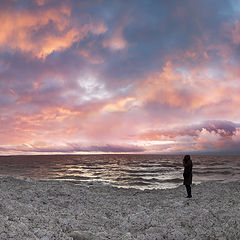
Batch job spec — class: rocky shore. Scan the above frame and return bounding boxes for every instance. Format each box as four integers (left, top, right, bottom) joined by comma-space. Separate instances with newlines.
0, 177, 239, 239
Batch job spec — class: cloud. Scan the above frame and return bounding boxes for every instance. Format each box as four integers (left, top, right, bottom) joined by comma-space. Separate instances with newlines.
231, 20, 240, 45
134, 61, 207, 110
102, 97, 137, 112
0, 3, 107, 58
67, 143, 145, 153
0, 143, 145, 154
137, 120, 240, 153
35, 0, 48, 6
103, 26, 127, 51
139, 120, 240, 140
132, 61, 224, 114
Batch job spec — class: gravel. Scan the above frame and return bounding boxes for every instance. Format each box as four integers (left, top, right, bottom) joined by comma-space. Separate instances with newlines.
0, 177, 239, 239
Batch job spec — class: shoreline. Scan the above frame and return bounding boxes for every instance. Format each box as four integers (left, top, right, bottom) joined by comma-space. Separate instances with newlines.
0, 177, 239, 239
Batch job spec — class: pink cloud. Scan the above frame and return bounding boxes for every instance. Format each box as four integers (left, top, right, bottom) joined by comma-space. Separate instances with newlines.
103, 26, 127, 51
232, 20, 240, 45
136, 120, 240, 153
0, 4, 107, 58
0, 142, 145, 154
133, 61, 219, 111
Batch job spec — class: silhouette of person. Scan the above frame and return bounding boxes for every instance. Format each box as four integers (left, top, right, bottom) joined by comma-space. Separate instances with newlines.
183, 155, 193, 198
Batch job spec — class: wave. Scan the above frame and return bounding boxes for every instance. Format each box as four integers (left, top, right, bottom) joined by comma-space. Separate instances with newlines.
121, 168, 169, 174
114, 176, 183, 184
194, 170, 233, 175
50, 175, 97, 181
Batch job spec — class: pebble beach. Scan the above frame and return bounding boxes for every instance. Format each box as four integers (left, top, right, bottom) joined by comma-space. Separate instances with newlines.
0, 177, 239, 240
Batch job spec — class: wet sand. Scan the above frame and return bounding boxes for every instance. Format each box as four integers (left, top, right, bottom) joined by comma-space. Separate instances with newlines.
0, 177, 239, 239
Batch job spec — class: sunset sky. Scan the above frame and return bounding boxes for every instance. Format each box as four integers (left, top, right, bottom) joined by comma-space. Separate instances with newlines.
1, 0, 240, 155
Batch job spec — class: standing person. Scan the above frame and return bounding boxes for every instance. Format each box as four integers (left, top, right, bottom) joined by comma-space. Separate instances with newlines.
183, 155, 193, 198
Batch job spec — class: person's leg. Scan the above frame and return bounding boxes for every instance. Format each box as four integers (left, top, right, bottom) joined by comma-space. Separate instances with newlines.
188, 185, 192, 197
185, 185, 188, 196
186, 185, 192, 197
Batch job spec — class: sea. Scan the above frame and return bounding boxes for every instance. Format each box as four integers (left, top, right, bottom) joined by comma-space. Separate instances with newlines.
0, 154, 239, 190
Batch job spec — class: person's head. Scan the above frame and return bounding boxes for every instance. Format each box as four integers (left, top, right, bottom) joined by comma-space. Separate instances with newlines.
183, 155, 191, 162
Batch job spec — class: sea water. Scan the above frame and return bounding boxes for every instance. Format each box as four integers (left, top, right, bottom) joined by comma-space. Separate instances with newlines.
0, 154, 239, 190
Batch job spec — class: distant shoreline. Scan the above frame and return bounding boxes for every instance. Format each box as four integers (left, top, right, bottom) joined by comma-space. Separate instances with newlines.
1, 153, 240, 157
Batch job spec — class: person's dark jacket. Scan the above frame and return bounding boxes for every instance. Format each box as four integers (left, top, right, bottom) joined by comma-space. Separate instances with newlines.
183, 159, 192, 185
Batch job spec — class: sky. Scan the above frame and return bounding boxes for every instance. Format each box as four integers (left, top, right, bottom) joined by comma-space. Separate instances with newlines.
1, 0, 240, 155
